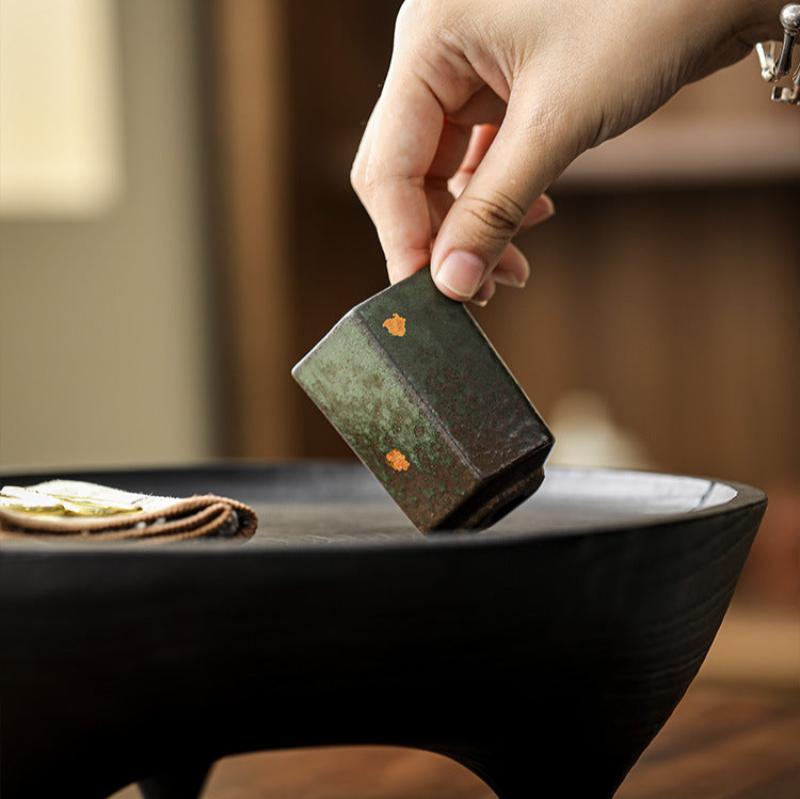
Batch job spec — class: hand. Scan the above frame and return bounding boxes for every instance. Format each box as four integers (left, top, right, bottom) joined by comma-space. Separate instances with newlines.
351, 0, 782, 304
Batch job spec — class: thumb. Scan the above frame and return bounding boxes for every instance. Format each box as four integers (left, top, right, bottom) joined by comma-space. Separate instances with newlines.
431, 94, 574, 301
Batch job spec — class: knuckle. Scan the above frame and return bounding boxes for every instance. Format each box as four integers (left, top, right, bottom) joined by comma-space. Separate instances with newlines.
349, 158, 368, 198
396, 0, 427, 31
349, 162, 362, 192
395, 0, 422, 39
463, 191, 525, 239
351, 165, 407, 203
356, 171, 380, 201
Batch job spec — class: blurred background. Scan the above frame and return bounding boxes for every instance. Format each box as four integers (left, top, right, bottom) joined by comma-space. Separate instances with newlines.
1, 0, 797, 699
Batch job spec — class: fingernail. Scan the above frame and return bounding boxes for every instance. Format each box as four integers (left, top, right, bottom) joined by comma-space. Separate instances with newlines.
434, 250, 485, 299
529, 195, 555, 224
493, 271, 526, 289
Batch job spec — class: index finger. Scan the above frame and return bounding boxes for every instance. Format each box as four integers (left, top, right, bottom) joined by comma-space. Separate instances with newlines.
351, 71, 444, 283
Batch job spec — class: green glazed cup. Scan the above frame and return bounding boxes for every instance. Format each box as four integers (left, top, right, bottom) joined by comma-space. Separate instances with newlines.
292, 269, 553, 531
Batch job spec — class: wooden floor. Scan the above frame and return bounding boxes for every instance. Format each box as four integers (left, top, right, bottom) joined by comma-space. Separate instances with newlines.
114, 683, 800, 799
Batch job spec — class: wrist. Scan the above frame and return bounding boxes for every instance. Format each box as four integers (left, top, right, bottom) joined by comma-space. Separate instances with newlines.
734, 0, 787, 44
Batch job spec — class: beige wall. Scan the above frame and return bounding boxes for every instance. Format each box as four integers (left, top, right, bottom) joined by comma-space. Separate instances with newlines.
0, 0, 215, 470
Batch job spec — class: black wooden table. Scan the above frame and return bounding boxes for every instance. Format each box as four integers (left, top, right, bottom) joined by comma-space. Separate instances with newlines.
0, 462, 766, 798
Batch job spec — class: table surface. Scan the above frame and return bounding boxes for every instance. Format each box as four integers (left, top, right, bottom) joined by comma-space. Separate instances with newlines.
114, 683, 799, 799
1, 463, 760, 549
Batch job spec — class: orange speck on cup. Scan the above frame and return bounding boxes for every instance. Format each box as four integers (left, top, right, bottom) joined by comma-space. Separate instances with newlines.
382, 314, 406, 337
386, 449, 410, 472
